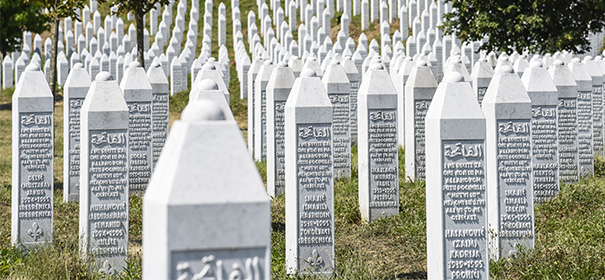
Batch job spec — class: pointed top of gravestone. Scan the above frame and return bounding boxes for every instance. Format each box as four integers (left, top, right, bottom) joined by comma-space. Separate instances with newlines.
277, 61, 288, 68
181, 99, 226, 121
548, 59, 577, 98
202, 63, 216, 70
199, 79, 219, 90
25, 63, 39, 72
569, 57, 592, 91
96, 72, 112, 81
521, 58, 558, 102
74, 63, 84, 69
529, 60, 543, 68
301, 68, 317, 78
426, 71, 485, 139
407, 59, 437, 89
483, 63, 532, 117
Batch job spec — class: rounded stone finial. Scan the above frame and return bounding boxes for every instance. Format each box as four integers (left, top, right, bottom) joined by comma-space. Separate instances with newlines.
264, 60, 273, 65
553, 60, 564, 66
129, 61, 141, 68
301, 68, 317, 77
445, 71, 465, 83
208, 57, 217, 62
415, 60, 428, 67
277, 61, 288, 67
202, 63, 216, 70
330, 60, 341, 65
199, 79, 219, 90
152, 61, 161, 68
571, 57, 581, 63
500, 65, 514, 74
181, 99, 226, 121
74, 63, 84, 69
529, 60, 543, 68
25, 63, 40, 72
370, 63, 384, 70
584, 56, 594, 61
95, 71, 113, 81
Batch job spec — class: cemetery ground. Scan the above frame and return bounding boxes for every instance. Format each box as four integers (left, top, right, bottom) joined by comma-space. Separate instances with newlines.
1, 82, 605, 279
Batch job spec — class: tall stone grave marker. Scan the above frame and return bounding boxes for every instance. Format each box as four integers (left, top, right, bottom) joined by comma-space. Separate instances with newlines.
569, 58, 594, 177
12, 64, 54, 247
471, 57, 494, 105
147, 62, 169, 167
63, 63, 91, 202
583, 57, 604, 155
120, 61, 153, 193
405, 60, 437, 181
254, 61, 274, 161
426, 72, 488, 280
248, 58, 263, 156
267, 62, 296, 197
285, 69, 335, 275
343, 57, 360, 144
483, 66, 535, 260
143, 100, 271, 280
521, 61, 559, 203
358, 63, 399, 222
79, 72, 129, 276
323, 60, 352, 178
549, 60, 579, 184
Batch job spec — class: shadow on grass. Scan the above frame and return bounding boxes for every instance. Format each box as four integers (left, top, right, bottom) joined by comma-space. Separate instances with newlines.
0, 103, 11, 110
271, 222, 285, 233
391, 271, 428, 279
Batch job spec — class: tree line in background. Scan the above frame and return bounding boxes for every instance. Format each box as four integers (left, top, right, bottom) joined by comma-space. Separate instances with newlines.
2, 0, 605, 95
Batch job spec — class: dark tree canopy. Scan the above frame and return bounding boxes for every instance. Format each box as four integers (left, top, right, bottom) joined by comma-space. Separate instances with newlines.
441, 0, 605, 54
0, 0, 48, 55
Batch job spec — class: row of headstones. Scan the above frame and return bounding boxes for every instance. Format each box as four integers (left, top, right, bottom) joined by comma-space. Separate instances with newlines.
11, 60, 172, 273
240, 44, 605, 278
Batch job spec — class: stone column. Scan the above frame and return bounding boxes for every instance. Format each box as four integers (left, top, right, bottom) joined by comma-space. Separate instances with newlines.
267, 62, 296, 197
12, 64, 54, 247
405, 60, 437, 181
79, 72, 129, 275
323, 59, 351, 178
143, 100, 271, 280
426, 72, 488, 280
120, 61, 153, 194
549, 60, 579, 184
147, 61, 170, 167
63, 63, 91, 202
521, 60, 559, 204
569, 58, 594, 177
483, 66, 535, 260
358, 62, 399, 222
285, 69, 335, 276
254, 61, 275, 161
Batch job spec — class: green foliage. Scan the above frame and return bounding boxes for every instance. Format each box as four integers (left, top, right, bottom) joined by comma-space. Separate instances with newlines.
35, 0, 87, 20
0, 1, 48, 55
441, 0, 605, 54
595, 155, 605, 177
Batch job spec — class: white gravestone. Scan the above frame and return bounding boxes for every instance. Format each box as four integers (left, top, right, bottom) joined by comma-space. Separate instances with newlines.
426, 71, 489, 280
79, 72, 129, 276
267, 62, 296, 197
3, 55, 13, 89
358, 63, 399, 222
63, 63, 91, 202
120, 62, 154, 193
549, 60, 579, 184
521, 61, 560, 204
569, 59, 594, 177
254, 61, 275, 161
285, 69, 335, 276
483, 66, 535, 260
405, 60, 437, 181
343, 57, 360, 144
143, 100, 271, 280
189, 79, 235, 121
471, 57, 494, 106
248, 58, 263, 156
323, 60, 351, 178
147, 62, 170, 167
583, 57, 604, 155
12, 64, 54, 247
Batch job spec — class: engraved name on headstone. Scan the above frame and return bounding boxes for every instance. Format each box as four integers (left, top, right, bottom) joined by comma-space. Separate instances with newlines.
323, 59, 351, 178
79, 72, 129, 275
12, 64, 54, 247
63, 63, 91, 202
358, 63, 399, 222
120, 62, 153, 193
285, 69, 335, 275
147, 62, 169, 167
569, 58, 594, 177
426, 72, 489, 280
